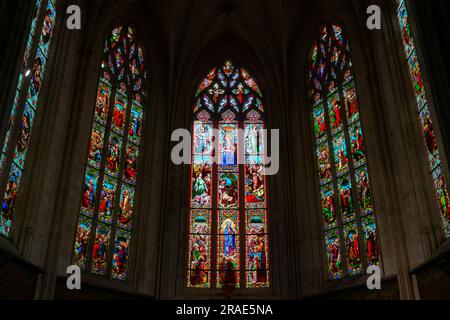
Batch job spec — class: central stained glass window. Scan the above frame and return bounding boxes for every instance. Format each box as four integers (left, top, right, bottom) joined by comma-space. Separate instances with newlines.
187, 61, 270, 289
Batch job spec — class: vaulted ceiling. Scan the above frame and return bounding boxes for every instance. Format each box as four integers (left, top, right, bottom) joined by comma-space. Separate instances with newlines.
80, 0, 370, 74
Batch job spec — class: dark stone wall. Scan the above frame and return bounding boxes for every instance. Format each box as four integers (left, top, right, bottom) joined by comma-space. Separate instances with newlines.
415, 261, 450, 300
54, 278, 152, 300
305, 278, 400, 300
0, 251, 40, 299
412, 241, 450, 299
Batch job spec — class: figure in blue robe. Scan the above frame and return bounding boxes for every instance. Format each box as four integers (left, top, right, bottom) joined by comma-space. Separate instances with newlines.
224, 222, 236, 257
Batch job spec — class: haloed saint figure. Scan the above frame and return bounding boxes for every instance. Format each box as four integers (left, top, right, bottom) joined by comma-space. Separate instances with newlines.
221, 129, 237, 166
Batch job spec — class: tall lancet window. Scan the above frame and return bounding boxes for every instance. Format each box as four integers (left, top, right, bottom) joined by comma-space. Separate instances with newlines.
187, 61, 270, 289
308, 25, 380, 280
72, 25, 146, 281
0, 0, 58, 238
397, 1, 450, 238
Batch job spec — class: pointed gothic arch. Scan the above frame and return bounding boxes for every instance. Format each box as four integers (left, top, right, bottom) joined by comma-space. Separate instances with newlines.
307, 24, 381, 280
187, 60, 271, 289
72, 24, 147, 280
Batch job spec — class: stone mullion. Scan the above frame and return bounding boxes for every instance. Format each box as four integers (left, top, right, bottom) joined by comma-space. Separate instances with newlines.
262, 116, 269, 284
211, 115, 219, 290
126, 83, 146, 287
212, 92, 223, 290
239, 119, 245, 290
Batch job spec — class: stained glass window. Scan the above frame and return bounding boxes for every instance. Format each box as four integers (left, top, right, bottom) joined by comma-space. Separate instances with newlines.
72, 25, 146, 281
0, 0, 57, 238
188, 61, 270, 289
397, 0, 450, 238
308, 25, 380, 280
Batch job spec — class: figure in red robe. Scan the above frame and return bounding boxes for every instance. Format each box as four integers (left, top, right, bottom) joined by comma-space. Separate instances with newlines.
338, 149, 348, 170
107, 143, 119, 171
82, 181, 94, 209
324, 196, 336, 223
125, 152, 137, 181
92, 241, 100, 258
319, 116, 327, 133
113, 107, 125, 129
99, 195, 108, 214
446, 202, 450, 222
333, 101, 341, 127
346, 89, 358, 118
236, 84, 245, 104
423, 117, 437, 155
255, 255, 266, 283
82, 190, 91, 209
